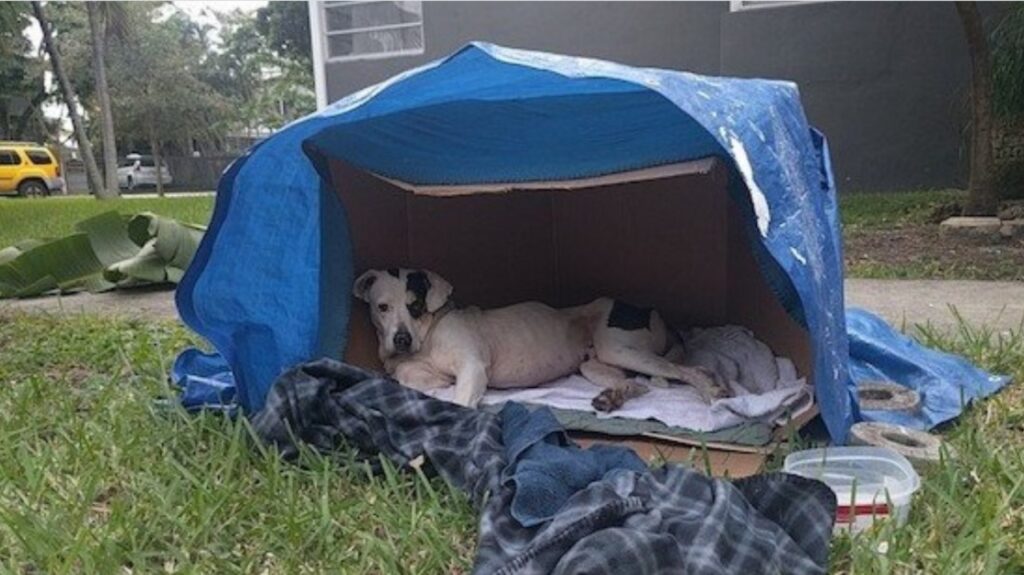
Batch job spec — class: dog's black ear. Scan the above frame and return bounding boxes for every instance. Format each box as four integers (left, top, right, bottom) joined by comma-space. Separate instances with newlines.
353, 270, 378, 301
423, 270, 452, 312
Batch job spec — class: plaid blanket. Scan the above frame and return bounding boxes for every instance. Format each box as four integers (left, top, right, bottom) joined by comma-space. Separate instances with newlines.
251, 359, 836, 574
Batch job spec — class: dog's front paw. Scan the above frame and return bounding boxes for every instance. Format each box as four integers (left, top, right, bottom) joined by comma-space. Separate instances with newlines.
591, 383, 649, 412
592, 388, 625, 412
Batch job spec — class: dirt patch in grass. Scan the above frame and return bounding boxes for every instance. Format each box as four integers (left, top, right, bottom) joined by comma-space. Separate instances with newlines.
839, 189, 1024, 280
844, 225, 1024, 281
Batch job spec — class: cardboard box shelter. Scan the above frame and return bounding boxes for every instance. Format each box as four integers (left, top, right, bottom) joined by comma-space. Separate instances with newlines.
330, 156, 817, 474
336, 158, 811, 381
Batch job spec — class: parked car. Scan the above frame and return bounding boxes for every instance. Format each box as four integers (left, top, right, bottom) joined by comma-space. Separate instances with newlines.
117, 154, 173, 190
0, 141, 64, 196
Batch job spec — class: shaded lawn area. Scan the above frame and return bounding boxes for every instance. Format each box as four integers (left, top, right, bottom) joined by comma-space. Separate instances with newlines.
0, 312, 1022, 572
0, 196, 215, 249
839, 189, 967, 229
840, 190, 1024, 281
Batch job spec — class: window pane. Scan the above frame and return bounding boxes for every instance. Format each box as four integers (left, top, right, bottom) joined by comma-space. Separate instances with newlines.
325, 1, 422, 32
328, 25, 423, 59
0, 151, 20, 165
26, 151, 53, 165
140, 158, 155, 167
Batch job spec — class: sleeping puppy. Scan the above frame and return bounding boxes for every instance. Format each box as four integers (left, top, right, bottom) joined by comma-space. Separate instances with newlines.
353, 268, 726, 410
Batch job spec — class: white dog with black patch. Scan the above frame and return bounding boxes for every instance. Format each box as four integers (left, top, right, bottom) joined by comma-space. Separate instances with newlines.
353, 268, 726, 411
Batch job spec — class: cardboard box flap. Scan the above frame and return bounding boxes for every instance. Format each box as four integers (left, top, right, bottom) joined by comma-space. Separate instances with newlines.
374, 157, 719, 197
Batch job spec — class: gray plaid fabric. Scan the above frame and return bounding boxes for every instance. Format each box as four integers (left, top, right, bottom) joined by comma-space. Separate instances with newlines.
251, 359, 836, 574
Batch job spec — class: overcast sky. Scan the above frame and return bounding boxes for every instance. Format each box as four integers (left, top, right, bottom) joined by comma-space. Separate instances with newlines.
24, 1, 270, 47
175, 1, 269, 44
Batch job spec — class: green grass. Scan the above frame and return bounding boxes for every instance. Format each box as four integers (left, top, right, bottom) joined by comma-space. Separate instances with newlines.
0, 311, 1021, 573
827, 315, 1024, 573
838, 189, 966, 229
839, 189, 1024, 281
0, 196, 215, 249
2, 188, 1021, 569
846, 259, 1024, 282
0, 313, 476, 573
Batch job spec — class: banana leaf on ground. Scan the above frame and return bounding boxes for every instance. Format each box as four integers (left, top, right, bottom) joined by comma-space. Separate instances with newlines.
0, 211, 205, 299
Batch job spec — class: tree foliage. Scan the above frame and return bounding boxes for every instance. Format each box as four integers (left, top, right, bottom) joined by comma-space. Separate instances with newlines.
33, 0, 106, 196
991, 3, 1024, 120
204, 6, 315, 134
0, 3, 50, 142
10, 1, 314, 166
107, 6, 230, 145
255, 1, 312, 67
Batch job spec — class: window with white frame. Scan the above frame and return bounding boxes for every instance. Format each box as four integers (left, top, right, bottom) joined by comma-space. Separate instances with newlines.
322, 1, 424, 62
729, 0, 827, 12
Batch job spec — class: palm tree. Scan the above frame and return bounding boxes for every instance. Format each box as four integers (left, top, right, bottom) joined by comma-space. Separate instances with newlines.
31, 1, 108, 198
956, 1, 997, 216
87, 2, 120, 198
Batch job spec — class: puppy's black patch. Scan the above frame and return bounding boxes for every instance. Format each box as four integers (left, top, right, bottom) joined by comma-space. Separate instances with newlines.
357, 274, 377, 293
607, 299, 652, 331
387, 268, 400, 278
406, 270, 431, 319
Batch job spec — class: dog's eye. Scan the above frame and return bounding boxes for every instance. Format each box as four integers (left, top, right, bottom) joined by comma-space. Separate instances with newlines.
377, 304, 390, 313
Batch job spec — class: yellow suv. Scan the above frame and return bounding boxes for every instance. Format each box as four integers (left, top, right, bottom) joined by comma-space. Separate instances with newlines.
0, 141, 64, 197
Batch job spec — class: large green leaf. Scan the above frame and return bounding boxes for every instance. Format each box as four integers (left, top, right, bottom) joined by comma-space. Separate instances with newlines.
0, 210, 206, 299
104, 240, 172, 284
0, 239, 47, 266
75, 211, 141, 266
128, 212, 205, 271
0, 234, 103, 298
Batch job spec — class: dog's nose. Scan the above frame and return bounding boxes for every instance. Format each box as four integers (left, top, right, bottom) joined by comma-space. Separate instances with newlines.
393, 330, 412, 352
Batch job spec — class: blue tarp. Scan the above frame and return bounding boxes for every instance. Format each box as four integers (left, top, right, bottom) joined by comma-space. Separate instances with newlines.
174, 43, 1007, 443
846, 309, 1007, 429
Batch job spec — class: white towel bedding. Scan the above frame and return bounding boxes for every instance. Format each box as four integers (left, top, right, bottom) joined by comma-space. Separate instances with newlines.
426, 325, 813, 433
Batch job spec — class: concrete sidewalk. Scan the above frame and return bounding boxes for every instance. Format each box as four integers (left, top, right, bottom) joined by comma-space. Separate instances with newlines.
3, 278, 1023, 332
845, 279, 1024, 332
1, 286, 179, 320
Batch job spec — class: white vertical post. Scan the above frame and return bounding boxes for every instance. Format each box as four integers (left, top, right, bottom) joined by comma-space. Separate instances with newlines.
308, 0, 329, 110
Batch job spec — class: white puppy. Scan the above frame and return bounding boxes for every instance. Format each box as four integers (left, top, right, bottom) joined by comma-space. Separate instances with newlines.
353, 268, 725, 410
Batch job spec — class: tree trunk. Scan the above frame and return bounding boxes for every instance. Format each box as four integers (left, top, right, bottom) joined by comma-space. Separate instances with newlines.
87, 2, 120, 198
0, 100, 9, 139
31, 1, 106, 198
151, 137, 164, 197
956, 1, 998, 216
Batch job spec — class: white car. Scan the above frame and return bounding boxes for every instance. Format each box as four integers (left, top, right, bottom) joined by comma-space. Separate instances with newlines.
117, 154, 173, 190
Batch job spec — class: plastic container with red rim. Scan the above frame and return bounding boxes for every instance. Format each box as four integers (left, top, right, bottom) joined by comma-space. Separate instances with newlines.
783, 446, 921, 534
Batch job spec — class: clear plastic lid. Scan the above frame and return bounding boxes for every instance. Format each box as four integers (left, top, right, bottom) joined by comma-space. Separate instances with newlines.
783, 446, 921, 504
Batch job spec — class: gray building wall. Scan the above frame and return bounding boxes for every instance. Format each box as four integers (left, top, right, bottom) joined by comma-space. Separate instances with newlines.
323, 1, 1003, 193
720, 2, 977, 192
324, 1, 727, 94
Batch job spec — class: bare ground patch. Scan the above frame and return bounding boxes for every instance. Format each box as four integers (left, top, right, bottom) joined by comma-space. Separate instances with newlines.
844, 225, 1024, 281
